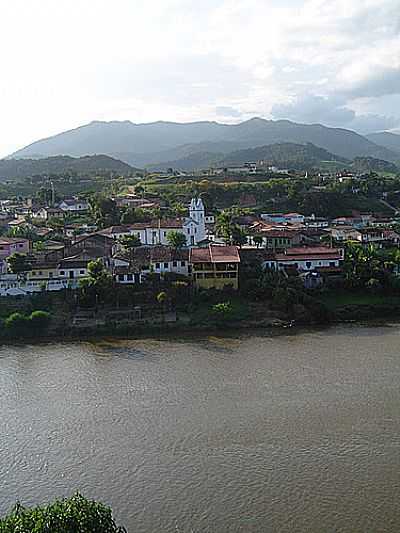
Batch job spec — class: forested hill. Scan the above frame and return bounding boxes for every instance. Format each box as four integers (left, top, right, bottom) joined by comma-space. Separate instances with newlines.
220, 142, 348, 170
10, 117, 397, 164
351, 157, 398, 174
0, 155, 136, 180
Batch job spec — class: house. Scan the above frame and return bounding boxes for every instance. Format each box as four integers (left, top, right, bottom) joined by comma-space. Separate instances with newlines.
358, 228, 400, 246
263, 246, 344, 272
68, 233, 115, 258
57, 253, 92, 283
190, 245, 240, 290
59, 198, 89, 212
332, 216, 363, 228
112, 245, 190, 284
248, 222, 304, 250
304, 215, 330, 228
330, 226, 362, 242
34, 207, 66, 221
261, 212, 305, 225
0, 238, 30, 259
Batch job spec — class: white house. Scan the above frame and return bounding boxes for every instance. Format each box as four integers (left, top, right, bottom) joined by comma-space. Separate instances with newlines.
263, 246, 344, 272
59, 198, 89, 212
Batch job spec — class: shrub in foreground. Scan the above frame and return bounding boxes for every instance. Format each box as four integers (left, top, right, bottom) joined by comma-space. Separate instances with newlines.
0, 493, 126, 532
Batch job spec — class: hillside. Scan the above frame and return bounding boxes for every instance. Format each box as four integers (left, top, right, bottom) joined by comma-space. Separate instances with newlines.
366, 132, 400, 155
351, 157, 398, 174
10, 118, 397, 165
220, 142, 347, 170
0, 155, 135, 180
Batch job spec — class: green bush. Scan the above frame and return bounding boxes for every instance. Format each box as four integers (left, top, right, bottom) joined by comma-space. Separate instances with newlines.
0, 493, 126, 532
212, 301, 234, 321
4, 312, 29, 332
28, 310, 51, 330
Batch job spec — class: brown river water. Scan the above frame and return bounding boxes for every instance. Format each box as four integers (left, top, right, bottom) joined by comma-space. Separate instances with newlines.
0, 325, 399, 532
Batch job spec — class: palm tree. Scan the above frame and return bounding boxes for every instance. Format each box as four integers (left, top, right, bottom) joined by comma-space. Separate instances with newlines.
166, 230, 187, 249
215, 212, 234, 243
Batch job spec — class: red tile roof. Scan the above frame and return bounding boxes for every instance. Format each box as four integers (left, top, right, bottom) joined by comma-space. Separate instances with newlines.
190, 245, 240, 264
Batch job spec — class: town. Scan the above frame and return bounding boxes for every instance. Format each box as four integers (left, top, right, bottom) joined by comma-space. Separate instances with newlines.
1, 163, 400, 337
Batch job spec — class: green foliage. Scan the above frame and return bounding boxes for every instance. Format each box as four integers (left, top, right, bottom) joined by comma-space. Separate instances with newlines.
166, 230, 187, 249
231, 226, 248, 247
6, 225, 39, 241
6, 253, 30, 274
212, 301, 234, 320
118, 234, 142, 249
4, 312, 29, 331
120, 207, 148, 224
89, 194, 119, 228
215, 211, 234, 243
3, 310, 51, 337
28, 310, 51, 330
79, 260, 115, 306
156, 291, 167, 304
0, 493, 126, 532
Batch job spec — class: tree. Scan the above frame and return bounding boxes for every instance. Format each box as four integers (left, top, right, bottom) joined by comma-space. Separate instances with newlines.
212, 301, 234, 321
215, 211, 234, 243
253, 235, 263, 248
89, 195, 119, 228
28, 310, 51, 331
118, 234, 142, 249
0, 493, 126, 532
166, 230, 187, 249
5, 312, 29, 332
79, 260, 115, 306
231, 226, 248, 248
6, 253, 30, 275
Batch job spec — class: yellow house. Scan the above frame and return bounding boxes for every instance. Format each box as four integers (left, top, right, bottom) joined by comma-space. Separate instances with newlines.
190, 245, 240, 290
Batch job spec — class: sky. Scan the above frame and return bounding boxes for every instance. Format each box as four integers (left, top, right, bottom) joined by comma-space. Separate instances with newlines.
1, 0, 400, 157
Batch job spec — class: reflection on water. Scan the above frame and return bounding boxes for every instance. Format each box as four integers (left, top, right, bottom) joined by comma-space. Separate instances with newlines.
0, 325, 399, 532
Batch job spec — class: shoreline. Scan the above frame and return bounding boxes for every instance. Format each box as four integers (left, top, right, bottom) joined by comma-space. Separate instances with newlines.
0, 314, 398, 347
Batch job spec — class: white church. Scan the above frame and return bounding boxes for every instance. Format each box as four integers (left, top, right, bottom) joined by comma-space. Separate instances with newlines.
99, 197, 207, 247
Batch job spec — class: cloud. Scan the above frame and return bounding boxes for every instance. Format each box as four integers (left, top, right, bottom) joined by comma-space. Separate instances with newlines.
347, 114, 400, 134
215, 106, 243, 118
2, 0, 400, 156
271, 95, 355, 127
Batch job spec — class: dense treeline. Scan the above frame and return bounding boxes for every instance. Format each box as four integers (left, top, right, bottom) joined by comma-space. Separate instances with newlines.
0, 494, 126, 532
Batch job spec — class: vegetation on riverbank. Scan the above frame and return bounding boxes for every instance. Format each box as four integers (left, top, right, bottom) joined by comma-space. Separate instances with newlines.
0, 494, 125, 532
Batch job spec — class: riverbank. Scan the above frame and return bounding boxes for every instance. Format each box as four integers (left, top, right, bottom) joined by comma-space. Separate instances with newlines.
1, 305, 400, 346
1, 290, 400, 345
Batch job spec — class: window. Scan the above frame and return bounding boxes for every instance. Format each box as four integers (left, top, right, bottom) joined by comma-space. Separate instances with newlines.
163, 231, 167, 237
127, 274, 133, 281
80, 270, 85, 275
39, 271, 42, 275
181, 261, 185, 267
164, 262, 168, 269
18, 244, 23, 248
172, 261, 177, 267
329, 261, 336, 267
60, 271, 65, 275
155, 263, 160, 269
118, 274, 124, 281
306, 262, 312, 269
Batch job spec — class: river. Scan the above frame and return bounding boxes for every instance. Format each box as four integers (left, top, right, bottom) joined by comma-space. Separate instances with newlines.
0, 325, 399, 532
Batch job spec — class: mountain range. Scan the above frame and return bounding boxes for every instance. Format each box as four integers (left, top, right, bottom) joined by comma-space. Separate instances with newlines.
0, 155, 135, 180
9, 118, 400, 171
